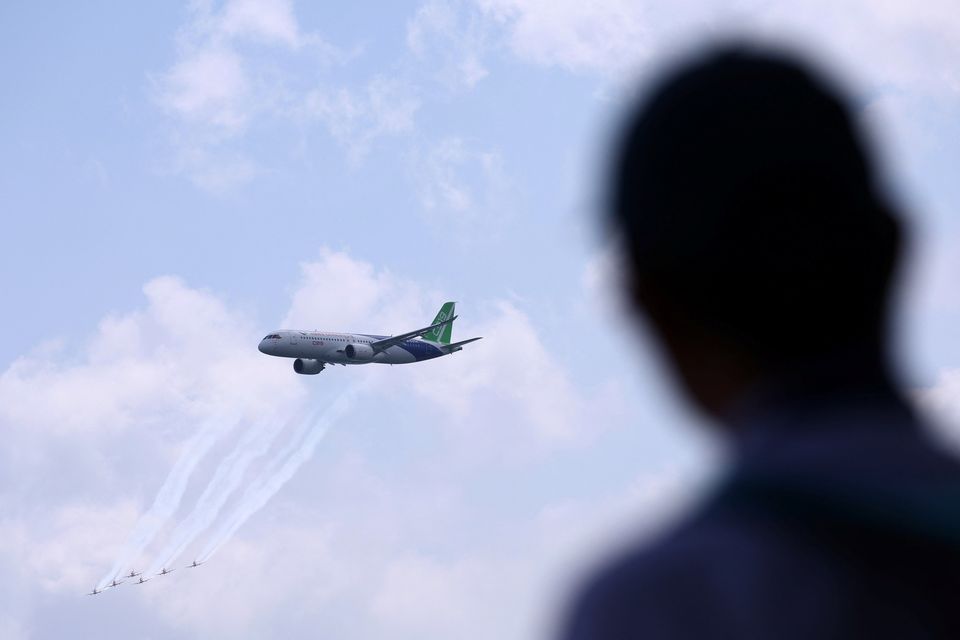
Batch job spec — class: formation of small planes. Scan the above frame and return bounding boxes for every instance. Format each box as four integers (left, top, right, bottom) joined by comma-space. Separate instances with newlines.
86, 561, 204, 595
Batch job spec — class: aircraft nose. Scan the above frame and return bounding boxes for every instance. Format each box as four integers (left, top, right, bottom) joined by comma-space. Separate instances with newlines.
258, 339, 268, 354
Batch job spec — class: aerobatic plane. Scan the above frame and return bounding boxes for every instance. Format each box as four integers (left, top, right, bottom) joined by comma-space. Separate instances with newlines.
106, 579, 124, 588
258, 302, 482, 375
135, 576, 150, 585
123, 570, 141, 579
86, 587, 104, 596
157, 568, 175, 576
186, 560, 204, 569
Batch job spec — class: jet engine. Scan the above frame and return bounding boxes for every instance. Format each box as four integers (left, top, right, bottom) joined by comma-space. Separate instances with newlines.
344, 343, 375, 360
293, 358, 325, 375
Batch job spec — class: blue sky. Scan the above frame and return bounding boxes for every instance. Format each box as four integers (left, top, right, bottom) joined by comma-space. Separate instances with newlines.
3, 1, 960, 638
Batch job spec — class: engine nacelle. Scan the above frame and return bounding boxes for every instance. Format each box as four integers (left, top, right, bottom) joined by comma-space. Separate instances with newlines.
344, 343, 375, 360
293, 358, 325, 375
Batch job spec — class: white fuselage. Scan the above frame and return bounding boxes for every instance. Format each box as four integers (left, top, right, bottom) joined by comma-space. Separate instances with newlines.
258, 330, 447, 366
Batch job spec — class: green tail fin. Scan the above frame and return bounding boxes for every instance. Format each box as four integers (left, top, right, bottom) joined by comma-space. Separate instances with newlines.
424, 302, 455, 344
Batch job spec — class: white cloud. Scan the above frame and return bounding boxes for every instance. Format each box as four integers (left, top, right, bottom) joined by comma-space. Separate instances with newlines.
0, 275, 306, 518
407, 0, 490, 90
154, 0, 344, 191
161, 47, 251, 133
156, 0, 312, 135
148, 526, 341, 637
415, 137, 476, 213
173, 141, 261, 192
475, 0, 960, 92
0, 501, 140, 594
0, 248, 703, 638
301, 76, 421, 163
406, 301, 594, 451
218, 0, 303, 47
285, 249, 603, 453
471, 0, 960, 202
412, 136, 514, 230
0, 615, 29, 640
370, 554, 507, 638
153, 0, 432, 192
477, 0, 653, 75
282, 248, 432, 331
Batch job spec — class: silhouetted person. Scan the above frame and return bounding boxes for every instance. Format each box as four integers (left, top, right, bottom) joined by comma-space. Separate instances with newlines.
561, 44, 960, 639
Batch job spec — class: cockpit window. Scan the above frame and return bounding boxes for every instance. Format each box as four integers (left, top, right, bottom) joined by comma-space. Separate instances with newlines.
264, 334, 281, 340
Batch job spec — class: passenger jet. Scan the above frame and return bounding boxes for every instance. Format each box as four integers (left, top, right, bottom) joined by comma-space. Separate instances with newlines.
258, 302, 481, 375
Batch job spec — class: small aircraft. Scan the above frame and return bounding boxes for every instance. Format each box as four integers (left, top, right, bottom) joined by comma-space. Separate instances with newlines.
86, 587, 104, 596
156, 567, 175, 576
186, 560, 205, 569
135, 576, 150, 585
259, 302, 482, 375
106, 579, 125, 588
123, 570, 142, 579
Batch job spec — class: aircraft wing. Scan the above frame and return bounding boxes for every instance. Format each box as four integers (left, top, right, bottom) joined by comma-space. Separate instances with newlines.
369, 315, 457, 352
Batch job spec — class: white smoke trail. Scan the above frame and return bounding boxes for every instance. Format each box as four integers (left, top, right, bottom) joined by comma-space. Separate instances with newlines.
198, 383, 365, 560
98, 411, 242, 588
146, 410, 300, 574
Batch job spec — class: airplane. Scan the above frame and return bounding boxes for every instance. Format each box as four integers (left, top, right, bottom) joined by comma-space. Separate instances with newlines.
157, 567, 175, 576
123, 570, 141, 579
186, 560, 205, 569
86, 587, 104, 596
106, 579, 124, 588
258, 302, 482, 375
135, 576, 150, 585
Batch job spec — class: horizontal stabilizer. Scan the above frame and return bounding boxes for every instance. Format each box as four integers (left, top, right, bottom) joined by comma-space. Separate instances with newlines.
443, 336, 482, 353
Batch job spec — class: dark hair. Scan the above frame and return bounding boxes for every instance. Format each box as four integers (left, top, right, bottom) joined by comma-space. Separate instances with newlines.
611, 44, 900, 363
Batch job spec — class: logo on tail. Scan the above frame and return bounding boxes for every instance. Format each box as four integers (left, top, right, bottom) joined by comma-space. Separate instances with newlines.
424, 302, 455, 344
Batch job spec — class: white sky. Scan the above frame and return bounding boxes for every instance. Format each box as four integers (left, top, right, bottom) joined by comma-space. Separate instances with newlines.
2, 1, 960, 638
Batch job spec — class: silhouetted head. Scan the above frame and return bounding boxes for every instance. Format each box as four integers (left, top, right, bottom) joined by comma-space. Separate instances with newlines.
611, 44, 902, 420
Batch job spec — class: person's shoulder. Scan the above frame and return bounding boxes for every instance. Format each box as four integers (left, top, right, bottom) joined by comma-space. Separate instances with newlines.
560, 501, 811, 640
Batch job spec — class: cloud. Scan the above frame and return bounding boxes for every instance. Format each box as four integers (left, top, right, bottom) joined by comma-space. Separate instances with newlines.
407, 0, 490, 90
406, 301, 596, 452
153, 0, 432, 192
153, 0, 343, 191
156, 0, 315, 134
218, 0, 304, 47
0, 248, 697, 638
0, 616, 28, 640
470, 0, 960, 204
411, 136, 514, 230
0, 273, 309, 618
370, 554, 506, 637
475, 0, 960, 91
4, 501, 141, 594
282, 248, 432, 331
0, 274, 306, 517
477, 0, 653, 76
300, 76, 421, 164
172, 141, 261, 192
161, 46, 251, 134
283, 249, 604, 453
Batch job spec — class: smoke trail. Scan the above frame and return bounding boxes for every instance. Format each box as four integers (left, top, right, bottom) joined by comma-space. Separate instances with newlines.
98, 411, 242, 588
146, 410, 301, 574
198, 383, 365, 560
